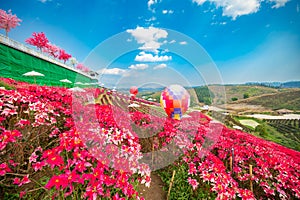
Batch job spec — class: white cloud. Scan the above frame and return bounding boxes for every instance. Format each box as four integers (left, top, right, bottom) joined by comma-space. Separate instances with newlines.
162, 10, 174, 14
148, 0, 158, 12
218, 0, 260, 20
98, 68, 127, 75
154, 63, 167, 70
169, 40, 176, 44
129, 64, 149, 70
192, 0, 206, 5
193, 0, 289, 19
179, 41, 187, 45
145, 16, 157, 22
135, 52, 172, 62
126, 27, 168, 53
268, 0, 289, 9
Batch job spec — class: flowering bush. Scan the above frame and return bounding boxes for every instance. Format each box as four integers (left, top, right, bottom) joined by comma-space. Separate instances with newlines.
0, 78, 148, 199
0, 9, 21, 37
1, 77, 300, 199
26, 32, 72, 63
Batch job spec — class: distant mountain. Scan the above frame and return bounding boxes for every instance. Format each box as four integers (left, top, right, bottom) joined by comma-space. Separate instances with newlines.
280, 81, 300, 88
245, 81, 300, 88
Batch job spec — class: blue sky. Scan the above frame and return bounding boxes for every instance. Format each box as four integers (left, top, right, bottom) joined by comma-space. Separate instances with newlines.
1, 0, 300, 87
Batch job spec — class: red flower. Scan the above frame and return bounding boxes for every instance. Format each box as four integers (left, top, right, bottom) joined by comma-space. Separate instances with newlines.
45, 174, 68, 190
85, 183, 104, 199
45, 154, 64, 169
15, 119, 30, 128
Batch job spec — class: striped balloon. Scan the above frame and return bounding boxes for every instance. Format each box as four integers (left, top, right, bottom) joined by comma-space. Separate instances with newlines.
160, 84, 190, 120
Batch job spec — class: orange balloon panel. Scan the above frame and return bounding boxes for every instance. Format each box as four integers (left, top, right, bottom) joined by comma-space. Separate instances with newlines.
160, 84, 190, 120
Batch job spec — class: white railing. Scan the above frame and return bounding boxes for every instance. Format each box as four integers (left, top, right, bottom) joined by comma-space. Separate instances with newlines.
0, 34, 97, 80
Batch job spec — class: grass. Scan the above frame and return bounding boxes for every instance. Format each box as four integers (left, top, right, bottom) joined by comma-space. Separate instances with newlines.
225, 115, 300, 151
157, 162, 216, 200
233, 116, 262, 130
0, 80, 16, 90
242, 90, 300, 111
209, 85, 279, 104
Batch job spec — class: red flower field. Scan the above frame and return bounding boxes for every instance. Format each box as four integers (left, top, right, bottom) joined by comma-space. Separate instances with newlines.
0, 78, 299, 199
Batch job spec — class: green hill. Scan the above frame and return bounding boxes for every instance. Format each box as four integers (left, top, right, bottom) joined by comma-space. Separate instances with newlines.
236, 89, 300, 111
209, 85, 280, 104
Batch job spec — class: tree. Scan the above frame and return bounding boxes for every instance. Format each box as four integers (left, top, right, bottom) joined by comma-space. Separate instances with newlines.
243, 93, 249, 99
231, 97, 238, 101
255, 124, 268, 137
76, 63, 90, 72
26, 32, 49, 51
43, 43, 59, 58
194, 86, 215, 105
58, 49, 71, 63
0, 9, 22, 37
76, 63, 84, 70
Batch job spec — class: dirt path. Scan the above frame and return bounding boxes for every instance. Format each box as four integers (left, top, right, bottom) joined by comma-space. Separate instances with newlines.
137, 172, 166, 200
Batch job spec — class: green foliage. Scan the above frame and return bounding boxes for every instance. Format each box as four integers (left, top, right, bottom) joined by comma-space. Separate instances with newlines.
194, 86, 214, 105
255, 124, 268, 137
244, 90, 300, 110
253, 121, 300, 151
4, 192, 19, 200
157, 162, 215, 200
243, 93, 249, 99
231, 97, 238, 101
0, 80, 16, 90
222, 114, 299, 151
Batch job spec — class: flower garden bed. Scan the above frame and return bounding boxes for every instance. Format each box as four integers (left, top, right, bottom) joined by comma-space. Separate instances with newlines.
0, 78, 299, 199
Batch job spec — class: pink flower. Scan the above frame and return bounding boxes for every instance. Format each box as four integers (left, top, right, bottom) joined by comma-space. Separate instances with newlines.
85, 183, 104, 199
19, 191, 26, 198
13, 175, 31, 186
45, 175, 68, 190
0, 163, 11, 176
32, 161, 46, 171
188, 162, 197, 175
29, 152, 38, 163
16, 119, 30, 127
13, 177, 21, 185
187, 177, 199, 190
45, 154, 64, 169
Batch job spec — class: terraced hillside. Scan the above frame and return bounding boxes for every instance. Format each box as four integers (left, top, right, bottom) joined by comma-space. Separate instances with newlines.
237, 89, 300, 110
209, 85, 280, 104
265, 119, 300, 143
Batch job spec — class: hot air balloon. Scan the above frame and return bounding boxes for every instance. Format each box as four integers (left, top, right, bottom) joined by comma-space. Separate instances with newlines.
130, 86, 138, 97
160, 84, 190, 120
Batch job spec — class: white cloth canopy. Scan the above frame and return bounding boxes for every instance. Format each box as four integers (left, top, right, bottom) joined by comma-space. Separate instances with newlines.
128, 103, 140, 108
68, 87, 86, 92
60, 79, 72, 83
22, 70, 44, 77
